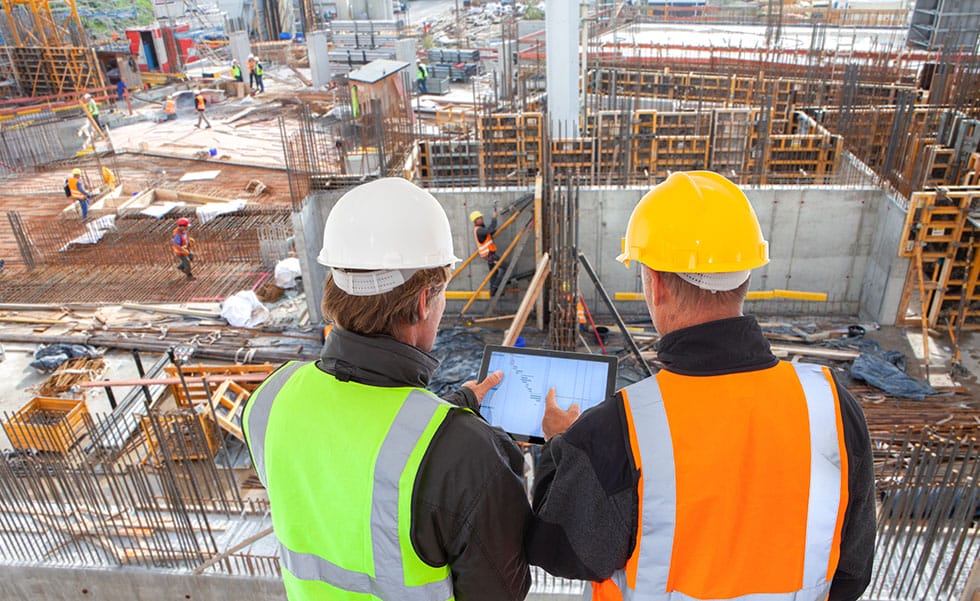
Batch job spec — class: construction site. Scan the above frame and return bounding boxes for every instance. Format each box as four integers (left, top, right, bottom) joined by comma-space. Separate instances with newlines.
0, 0, 978, 599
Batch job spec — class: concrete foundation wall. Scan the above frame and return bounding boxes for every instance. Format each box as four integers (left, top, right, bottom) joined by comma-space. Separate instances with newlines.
300, 183, 908, 326
0, 565, 286, 601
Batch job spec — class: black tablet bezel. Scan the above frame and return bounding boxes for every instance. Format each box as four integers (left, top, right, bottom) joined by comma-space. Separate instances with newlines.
477, 344, 618, 443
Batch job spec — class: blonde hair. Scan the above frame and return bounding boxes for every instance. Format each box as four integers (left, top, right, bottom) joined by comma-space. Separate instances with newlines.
321, 266, 451, 336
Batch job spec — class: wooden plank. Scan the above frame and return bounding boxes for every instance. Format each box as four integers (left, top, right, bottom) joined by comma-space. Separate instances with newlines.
503, 253, 550, 346
534, 175, 544, 331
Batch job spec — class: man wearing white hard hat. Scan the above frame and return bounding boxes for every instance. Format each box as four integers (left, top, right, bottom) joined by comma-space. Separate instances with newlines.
527, 171, 875, 601
83, 92, 102, 131
243, 178, 531, 601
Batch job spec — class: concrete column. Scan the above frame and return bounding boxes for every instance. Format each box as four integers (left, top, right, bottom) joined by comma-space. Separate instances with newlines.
395, 38, 417, 77
308, 30, 332, 87
229, 30, 251, 71
498, 38, 516, 100
366, 0, 394, 20
545, 0, 579, 137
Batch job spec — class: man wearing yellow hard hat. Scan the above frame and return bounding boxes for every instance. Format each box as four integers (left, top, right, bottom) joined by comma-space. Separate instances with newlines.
66, 167, 92, 220
526, 171, 875, 601
470, 207, 505, 296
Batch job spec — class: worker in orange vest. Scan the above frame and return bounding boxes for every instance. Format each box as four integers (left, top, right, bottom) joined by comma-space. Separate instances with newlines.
193, 89, 211, 129
527, 171, 875, 601
247, 54, 258, 90
66, 167, 92, 220
163, 95, 177, 120
470, 208, 505, 296
172, 217, 196, 280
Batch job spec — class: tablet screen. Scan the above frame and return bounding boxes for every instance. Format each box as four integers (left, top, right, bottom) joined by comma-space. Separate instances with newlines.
478, 345, 617, 443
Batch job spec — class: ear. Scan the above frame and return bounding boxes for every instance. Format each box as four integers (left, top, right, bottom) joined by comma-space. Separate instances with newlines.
644, 268, 669, 308
416, 286, 430, 322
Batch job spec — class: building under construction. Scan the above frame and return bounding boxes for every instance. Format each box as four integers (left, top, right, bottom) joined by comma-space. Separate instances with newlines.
0, 0, 978, 600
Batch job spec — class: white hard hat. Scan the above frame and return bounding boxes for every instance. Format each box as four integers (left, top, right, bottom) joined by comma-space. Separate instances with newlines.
84, 93, 92, 99
318, 178, 459, 295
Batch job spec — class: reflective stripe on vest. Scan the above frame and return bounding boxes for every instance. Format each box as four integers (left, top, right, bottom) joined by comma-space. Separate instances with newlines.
244, 362, 454, 600
473, 227, 496, 258
598, 362, 846, 601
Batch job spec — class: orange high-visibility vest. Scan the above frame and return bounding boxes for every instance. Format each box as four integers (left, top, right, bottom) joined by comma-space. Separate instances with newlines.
577, 301, 587, 325
172, 227, 193, 256
593, 361, 849, 601
195, 94, 205, 111
67, 175, 86, 200
164, 98, 176, 114
473, 227, 496, 259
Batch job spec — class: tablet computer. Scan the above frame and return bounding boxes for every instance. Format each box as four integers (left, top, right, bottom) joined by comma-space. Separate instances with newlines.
477, 345, 618, 443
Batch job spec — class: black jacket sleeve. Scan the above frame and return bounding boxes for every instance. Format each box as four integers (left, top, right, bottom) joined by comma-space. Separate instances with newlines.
412, 409, 532, 601
829, 380, 876, 601
525, 395, 638, 580
441, 387, 479, 411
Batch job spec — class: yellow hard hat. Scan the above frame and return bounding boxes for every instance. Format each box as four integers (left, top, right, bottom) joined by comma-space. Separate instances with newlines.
617, 171, 769, 273
469, 210, 483, 223
72, 168, 81, 176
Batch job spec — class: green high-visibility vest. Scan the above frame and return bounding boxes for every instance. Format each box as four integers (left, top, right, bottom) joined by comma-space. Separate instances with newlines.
243, 362, 455, 601
255, 63, 264, 76
232, 65, 242, 78
88, 99, 99, 116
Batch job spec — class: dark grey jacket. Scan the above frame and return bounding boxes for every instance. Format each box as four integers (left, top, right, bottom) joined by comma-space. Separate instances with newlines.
526, 316, 875, 601
255, 327, 532, 601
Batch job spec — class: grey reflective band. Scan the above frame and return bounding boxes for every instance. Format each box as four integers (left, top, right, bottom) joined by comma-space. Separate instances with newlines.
248, 369, 453, 599
624, 378, 675, 596
245, 361, 306, 487
614, 367, 842, 601
792, 363, 841, 590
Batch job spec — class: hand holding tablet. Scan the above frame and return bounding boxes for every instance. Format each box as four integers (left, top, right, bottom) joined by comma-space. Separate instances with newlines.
477, 345, 617, 443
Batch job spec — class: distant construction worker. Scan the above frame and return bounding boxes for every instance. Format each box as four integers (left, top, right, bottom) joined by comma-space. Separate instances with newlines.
171, 217, 195, 280
253, 57, 265, 93
163, 94, 177, 121
470, 208, 504, 296
526, 171, 876, 601
115, 79, 127, 101
66, 167, 91, 220
83, 93, 103, 131
416, 58, 429, 94
247, 54, 258, 89
193, 89, 211, 129
231, 59, 243, 82
243, 178, 531, 601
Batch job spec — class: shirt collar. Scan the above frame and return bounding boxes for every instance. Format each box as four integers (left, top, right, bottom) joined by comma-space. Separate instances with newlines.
318, 326, 439, 388
655, 316, 778, 376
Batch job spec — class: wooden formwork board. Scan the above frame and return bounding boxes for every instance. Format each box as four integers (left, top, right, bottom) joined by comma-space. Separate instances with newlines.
164, 363, 274, 408
140, 410, 220, 464
897, 187, 980, 328
654, 136, 710, 176
209, 380, 250, 441
3, 397, 90, 455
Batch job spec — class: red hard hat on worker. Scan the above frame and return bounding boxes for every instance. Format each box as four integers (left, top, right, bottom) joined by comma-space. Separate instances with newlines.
177, 217, 190, 227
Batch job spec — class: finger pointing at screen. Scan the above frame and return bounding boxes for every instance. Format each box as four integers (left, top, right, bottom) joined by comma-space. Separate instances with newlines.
462, 370, 504, 406
542, 388, 580, 441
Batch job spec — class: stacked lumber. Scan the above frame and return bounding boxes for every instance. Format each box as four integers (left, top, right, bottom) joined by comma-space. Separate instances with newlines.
38, 356, 106, 396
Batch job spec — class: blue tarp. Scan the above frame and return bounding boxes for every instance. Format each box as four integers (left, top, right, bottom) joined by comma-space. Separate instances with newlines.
428, 327, 486, 397
827, 337, 939, 400
30, 343, 100, 373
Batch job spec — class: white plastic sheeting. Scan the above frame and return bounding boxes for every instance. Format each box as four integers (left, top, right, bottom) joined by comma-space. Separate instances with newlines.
220, 290, 270, 328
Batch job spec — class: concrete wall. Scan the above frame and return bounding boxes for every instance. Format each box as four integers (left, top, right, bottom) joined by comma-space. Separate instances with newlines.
859, 190, 911, 326
299, 182, 909, 326
0, 565, 286, 601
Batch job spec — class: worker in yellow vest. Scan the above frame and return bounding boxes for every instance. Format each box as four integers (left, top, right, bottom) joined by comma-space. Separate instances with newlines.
193, 89, 211, 129
470, 208, 505, 296
231, 59, 243, 82
253, 58, 265, 93
243, 178, 531, 601
83, 93, 102, 131
528, 171, 876, 601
